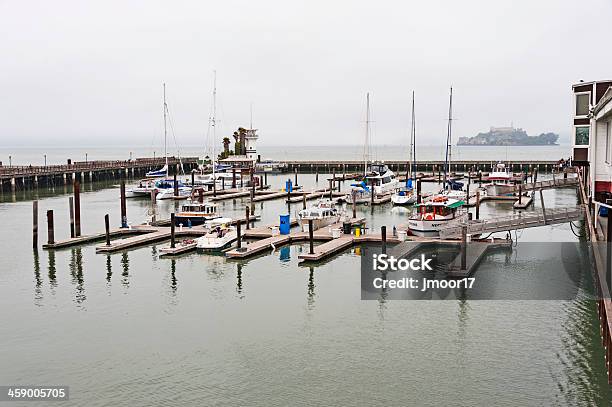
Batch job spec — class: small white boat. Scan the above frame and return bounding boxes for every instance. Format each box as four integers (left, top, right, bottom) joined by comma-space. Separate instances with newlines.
175, 201, 220, 226
484, 162, 516, 197
408, 195, 467, 236
346, 163, 399, 204
125, 179, 157, 198
391, 186, 416, 205
298, 199, 342, 232
196, 218, 237, 251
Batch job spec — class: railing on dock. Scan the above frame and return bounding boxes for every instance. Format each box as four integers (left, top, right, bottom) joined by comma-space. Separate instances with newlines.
438, 206, 585, 239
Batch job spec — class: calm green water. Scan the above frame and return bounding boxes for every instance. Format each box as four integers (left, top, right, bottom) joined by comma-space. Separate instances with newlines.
0, 173, 610, 406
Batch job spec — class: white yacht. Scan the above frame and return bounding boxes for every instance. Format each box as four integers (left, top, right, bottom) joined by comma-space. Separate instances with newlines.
391, 186, 416, 205
298, 199, 342, 232
196, 218, 238, 252
346, 163, 399, 204
484, 162, 515, 197
408, 195, 467, 236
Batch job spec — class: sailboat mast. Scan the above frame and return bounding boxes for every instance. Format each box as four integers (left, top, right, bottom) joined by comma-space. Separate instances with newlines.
444, 87, 453, 190
212, 71, 217, 179
410, 91, 416, 181
364, 92, 370, 176
163, 83, 168, 176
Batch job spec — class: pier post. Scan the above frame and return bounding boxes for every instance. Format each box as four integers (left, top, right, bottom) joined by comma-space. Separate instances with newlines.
518, 184, 522, 205
246, 206, 250, 230
352, 190, 357, 219
263, 172, 267, 187
232, 168, 236, 189
250, 186, 255, 212
173, 171, 178, 197
343, 163, 346, 179
222, 177, 225, 190
416, 180, 421, 204
539, 190, 546, 223
475, 190, 480, 220
308, 220, 314, 254
170, 213, 176, 248
381, 226, 387, 254
150, 189, 157, 223
46, 210, 54, 245
32, 201, 38, 249
191, 171, 195, 189
461, 226, 467, 270
315, 169, 319, 183
370, 178, 375, 205
69, 196, 75, 238
120, 180, 127, 228
329, 179, 333, 200
466, 177, 470, 202
332, 168, 335, 190
105, 214, 110, 246
303, 193, 307, 210
236, 222, 242, 249
74, 181, 81, 237
295, 168, 298, 187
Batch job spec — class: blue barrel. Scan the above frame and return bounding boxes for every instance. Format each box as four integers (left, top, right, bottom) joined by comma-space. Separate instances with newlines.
285, 179, 293, 193
279, 214, 291, 235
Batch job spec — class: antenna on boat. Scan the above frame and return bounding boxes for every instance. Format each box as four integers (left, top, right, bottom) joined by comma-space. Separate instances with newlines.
163, 82, 169, 177
444, 86, 453, 191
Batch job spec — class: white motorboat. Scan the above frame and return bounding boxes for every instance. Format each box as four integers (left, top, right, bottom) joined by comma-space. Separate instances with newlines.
125, 179, 157, 198
346, 163, 399, 204
174, 201, 220, 226
484, 162, 516, 197
196, 218, 237, 251
408, 195, 467, 236
391, 186, 416, 205
298, 199, 342, 232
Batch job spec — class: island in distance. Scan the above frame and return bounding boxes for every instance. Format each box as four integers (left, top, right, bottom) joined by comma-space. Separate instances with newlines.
457, 126, 559, 146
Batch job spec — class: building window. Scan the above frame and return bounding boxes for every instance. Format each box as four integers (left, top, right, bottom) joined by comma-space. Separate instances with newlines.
576, 93, 590, 116
575, 126, 589, 145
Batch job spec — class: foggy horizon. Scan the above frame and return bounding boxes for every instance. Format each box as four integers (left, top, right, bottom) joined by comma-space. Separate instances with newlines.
2, 0, 611, 148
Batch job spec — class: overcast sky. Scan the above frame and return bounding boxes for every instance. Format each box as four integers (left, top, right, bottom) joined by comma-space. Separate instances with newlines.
1, 0, 611, 148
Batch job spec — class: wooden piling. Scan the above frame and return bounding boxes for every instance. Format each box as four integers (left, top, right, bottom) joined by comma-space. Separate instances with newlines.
352, 190, 357, 218
303, 194, 307, 210
173, 171, 178, 197
416, 180, 421, 204
236, 221, 242, 249
170, 213, 176, 248
246, 206, 250, 230
461, 225, 467, 270
475, 190, 480, 220
232, 168, 237, 189
32, 201, 38, 249
315, 169, 319, 182
191, 171, 195, 188
294, 168, 298, 186
308, 219, 314, 254
150, 189, 157, 223
381, 226, 387, 254
518, 184, 522, 205
47, 210, 54, 245
222, 177, 225, 190
120, 179, 127, 227
539, 189, 546, 223
105, 214, 110, 246
74, 181, 81, 237
69, 196, 75, 238
329, 179, 333, 200
370, 178, 375, 205
263, 172, 267, 187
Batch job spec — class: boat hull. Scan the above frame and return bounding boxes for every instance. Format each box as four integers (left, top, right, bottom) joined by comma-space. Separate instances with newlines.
391, 193, 416, 205
299, 216, 340, 232
196, 232, 237, 252
485, 183, 516, 197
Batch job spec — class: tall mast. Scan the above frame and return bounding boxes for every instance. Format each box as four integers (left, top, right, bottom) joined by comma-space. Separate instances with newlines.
211, 71, 217, 178
163, 83, 168, 176
410, 91, 416, 181
444, 86, 453, 191
364, 92, 370, 176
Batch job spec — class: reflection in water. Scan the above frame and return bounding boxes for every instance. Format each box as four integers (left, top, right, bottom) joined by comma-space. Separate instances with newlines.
307, 266, 316, 309
236, 263, 244, 297
106, 255, 112, 283
121, 252, 129, 288
69, 248, 86, 305
170, 259, 177, 295
47, 250, 57, 288
33, 249, 42, 304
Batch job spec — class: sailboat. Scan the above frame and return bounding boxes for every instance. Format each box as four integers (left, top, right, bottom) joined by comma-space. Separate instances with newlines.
146, 83, 170, 178
392, 91, 417, 206
347, 93, 399, 204
441, 87, 466, 201
408, 87, 467, 236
